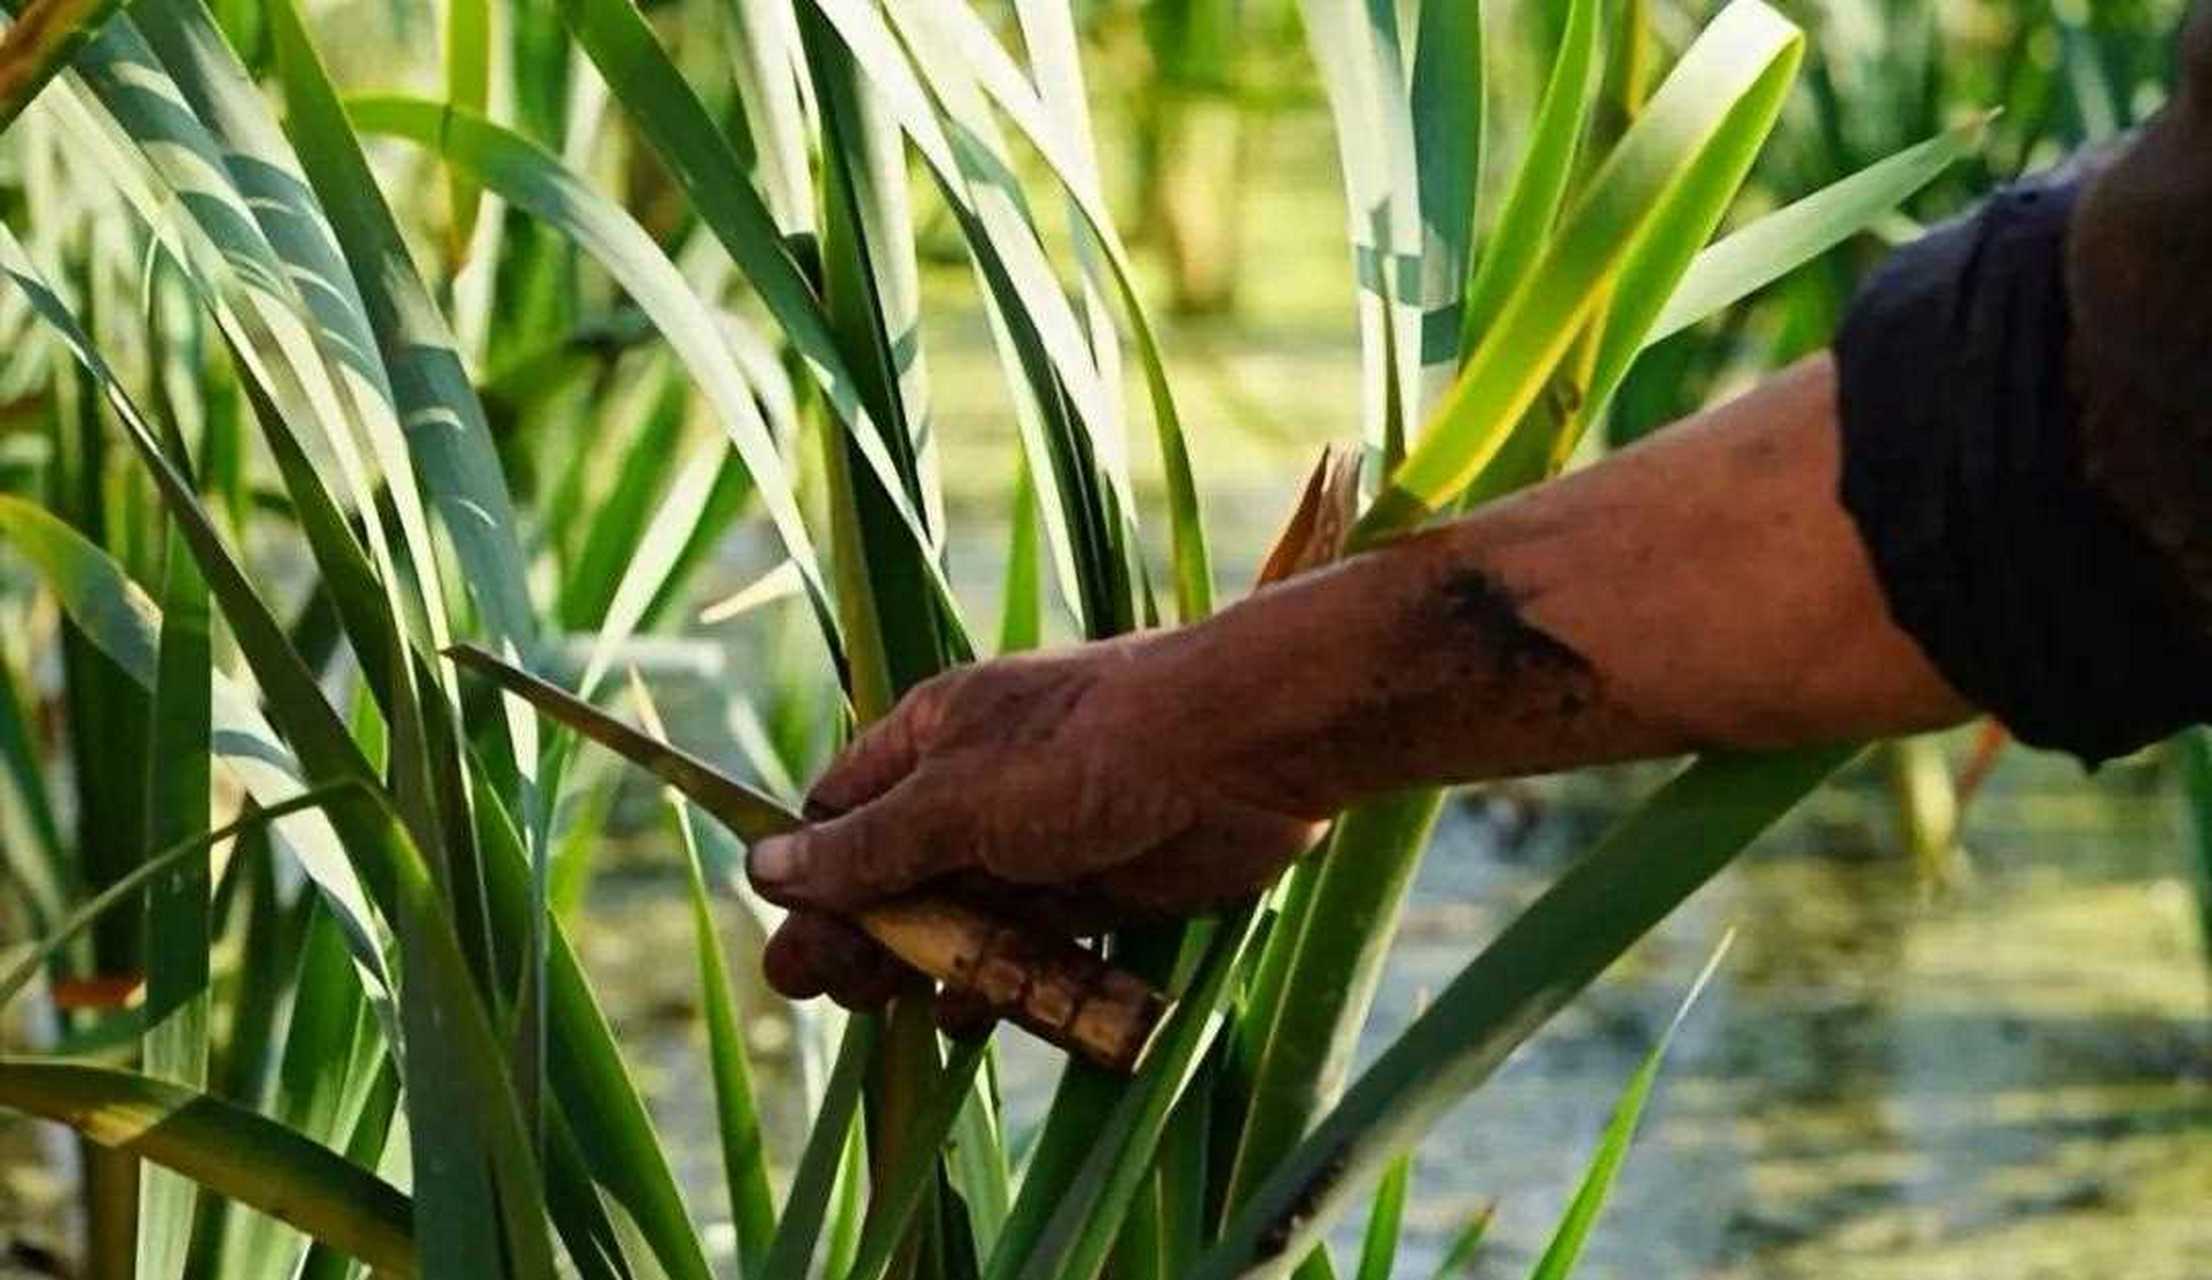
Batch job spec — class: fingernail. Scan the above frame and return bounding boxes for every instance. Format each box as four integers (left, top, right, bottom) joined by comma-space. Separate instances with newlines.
749, 834, 803, 888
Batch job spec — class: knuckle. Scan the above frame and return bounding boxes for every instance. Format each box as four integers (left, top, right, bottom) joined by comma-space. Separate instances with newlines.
873, 780, 958, 879
807, 761, 868, 818
825, 813, 887, 896
901, 670, 966, 742
969, 787, 1056, 881
835, 798, 952, 899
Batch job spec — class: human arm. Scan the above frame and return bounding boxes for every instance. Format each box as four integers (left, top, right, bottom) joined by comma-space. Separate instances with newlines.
752, 2, 2212, 1011
748, 357, 1971, 1007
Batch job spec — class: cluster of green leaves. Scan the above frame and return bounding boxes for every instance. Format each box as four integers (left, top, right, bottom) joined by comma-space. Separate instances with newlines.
1612, 0, 2189, 443
0, 0, 1982, 1275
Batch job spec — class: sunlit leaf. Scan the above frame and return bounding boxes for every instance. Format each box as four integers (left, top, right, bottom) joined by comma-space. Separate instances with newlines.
0, 1060, 413, 1273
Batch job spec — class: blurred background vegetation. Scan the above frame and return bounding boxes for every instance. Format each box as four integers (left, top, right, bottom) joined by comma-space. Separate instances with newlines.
1, 0, 2209, 1276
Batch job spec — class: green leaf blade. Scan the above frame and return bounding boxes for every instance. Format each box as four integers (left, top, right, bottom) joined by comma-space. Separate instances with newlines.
0, 1059, 414, 1273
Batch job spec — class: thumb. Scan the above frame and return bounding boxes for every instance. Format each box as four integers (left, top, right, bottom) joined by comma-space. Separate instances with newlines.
747, 775, 974, 910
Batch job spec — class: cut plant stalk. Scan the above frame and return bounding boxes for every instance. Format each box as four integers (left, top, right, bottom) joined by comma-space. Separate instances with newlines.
447, 643, 1167, 1072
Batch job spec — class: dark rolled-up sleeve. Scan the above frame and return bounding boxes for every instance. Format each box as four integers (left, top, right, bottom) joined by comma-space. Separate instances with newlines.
1834, 172, 2212, 765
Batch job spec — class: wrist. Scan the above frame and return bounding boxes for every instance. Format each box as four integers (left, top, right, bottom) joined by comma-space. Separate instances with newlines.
1132, 544, 1446, 817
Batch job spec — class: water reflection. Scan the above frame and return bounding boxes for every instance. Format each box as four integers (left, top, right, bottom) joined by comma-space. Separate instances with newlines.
1340, 755, 2212, 1278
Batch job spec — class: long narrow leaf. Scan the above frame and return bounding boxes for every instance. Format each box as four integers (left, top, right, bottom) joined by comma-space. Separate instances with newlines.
0, 1059, 412, 1272
1408, 0, 1485, 394
1457, 0, 1597, 355
1294, 0, 1416, 448
1646, 116, 1987, 345
346, 95, 849, 671
1429, 1203, 1495, 1279
763, 1015, 877, 1280
1195, 747, 1850, 1278
1526, 934, 1734, 1280
471, 784, 719, 1280
1226, 790, 1441, 1215
841, 0, 1217, 617
137, 352, 215, 1280
1001, 910, 1261, 1280
1362, 0, 1804, 535
1466, 18, 1806, 500
263, 0, 539, 655
223, 905, 393, 1278
443, 0, 489, 258
807, 0, 1148, 640
0, 653, 65, 930
843, 1040, 989, 1280
632, 673, 777, 1276
128, 0, 459, 660
1353, 1155, 1409, 1280
0, 0, 126, 134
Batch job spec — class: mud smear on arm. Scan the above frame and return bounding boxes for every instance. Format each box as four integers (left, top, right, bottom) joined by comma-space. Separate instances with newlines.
1269, 561, 1611, 803
1435, 567, 1597, 712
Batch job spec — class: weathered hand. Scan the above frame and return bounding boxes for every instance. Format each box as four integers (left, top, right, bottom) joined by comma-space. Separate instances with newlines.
743, 358, 1974, 1019
746, 634, 1329, 1014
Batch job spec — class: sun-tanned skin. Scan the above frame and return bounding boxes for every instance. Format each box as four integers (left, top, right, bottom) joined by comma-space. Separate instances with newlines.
748, 360, 1971, 1010
751, 6, 2212, 1016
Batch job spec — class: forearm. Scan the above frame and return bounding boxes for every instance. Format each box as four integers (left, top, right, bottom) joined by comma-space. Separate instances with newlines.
1143, 357, 1971, 813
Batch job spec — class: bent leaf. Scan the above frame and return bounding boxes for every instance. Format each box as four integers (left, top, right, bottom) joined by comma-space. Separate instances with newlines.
0, 1059, 412, 1273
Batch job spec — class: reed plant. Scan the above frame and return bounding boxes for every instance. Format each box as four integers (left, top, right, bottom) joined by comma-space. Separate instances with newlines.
0, 0, 1985, 1274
